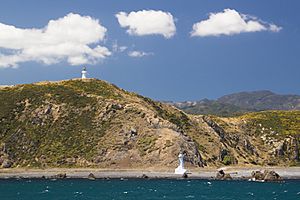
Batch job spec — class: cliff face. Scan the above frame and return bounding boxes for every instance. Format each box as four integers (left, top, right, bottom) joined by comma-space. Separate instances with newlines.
0, 79, 299, 169
199, 111, 300, 167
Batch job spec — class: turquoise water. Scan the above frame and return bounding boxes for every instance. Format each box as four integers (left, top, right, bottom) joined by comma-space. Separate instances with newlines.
0, 179, 300, 200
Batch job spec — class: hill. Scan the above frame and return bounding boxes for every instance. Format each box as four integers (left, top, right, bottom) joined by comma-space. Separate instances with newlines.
171, 99, 252, 116
171, 90, 300, 116
218, 90, 300, 110
0, 79, 299, 169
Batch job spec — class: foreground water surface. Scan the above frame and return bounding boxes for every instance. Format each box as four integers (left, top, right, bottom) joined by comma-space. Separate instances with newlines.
0, 179, 300, 200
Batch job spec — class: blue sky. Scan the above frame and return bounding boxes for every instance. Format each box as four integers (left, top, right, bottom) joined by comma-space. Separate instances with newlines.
0, 0, 299, 101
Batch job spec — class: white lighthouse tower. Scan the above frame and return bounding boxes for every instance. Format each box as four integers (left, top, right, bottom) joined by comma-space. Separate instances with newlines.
81, 66, 87, 79
175, 153, 187, 175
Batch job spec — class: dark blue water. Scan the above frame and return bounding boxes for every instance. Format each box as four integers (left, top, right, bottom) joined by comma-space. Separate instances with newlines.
0, 179, 300, 200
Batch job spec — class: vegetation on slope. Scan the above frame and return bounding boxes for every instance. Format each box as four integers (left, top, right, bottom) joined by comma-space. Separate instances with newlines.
0, 79, 202, 168
204, 111, 300, 166
241, 111, 300, 136
0, 79, 116, 167
0, 79, 299, 169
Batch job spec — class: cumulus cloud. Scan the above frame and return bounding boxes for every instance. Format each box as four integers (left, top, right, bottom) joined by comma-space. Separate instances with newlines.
0, 13, 111, 68
191, 9, 282, 37
128, 50, 153, 58
116, 10, 176, 38
269, 24, 282, 32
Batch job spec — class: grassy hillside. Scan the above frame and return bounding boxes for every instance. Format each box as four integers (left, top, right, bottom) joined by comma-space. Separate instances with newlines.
205, 111, 300, 166
241, 111, 300, 136
0, 79, 299, 169
0, 79, 203, 168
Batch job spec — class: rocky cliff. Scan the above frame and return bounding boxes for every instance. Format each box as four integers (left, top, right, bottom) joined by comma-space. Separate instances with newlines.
0, 79, 299, 169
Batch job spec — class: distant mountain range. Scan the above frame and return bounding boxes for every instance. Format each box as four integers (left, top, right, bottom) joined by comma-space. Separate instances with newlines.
168, 90, 300, 116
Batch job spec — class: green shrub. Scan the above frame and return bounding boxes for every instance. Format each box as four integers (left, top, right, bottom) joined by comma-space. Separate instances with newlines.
222, 155, 233, 165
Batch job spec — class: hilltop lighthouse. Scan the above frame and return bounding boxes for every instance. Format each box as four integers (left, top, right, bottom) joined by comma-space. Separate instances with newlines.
81, 67, 87, 79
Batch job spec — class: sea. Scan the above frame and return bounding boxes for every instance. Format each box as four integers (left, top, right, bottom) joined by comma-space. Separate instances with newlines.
0, 179, 300, 200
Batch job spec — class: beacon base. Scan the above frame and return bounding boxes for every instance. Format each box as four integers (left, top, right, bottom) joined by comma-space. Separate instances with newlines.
175, 166, 187, 175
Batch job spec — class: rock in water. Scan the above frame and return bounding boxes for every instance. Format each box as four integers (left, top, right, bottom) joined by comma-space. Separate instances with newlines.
216, 170, 232, 180
263, 170, 282, 182
51, 173, 67, 179
251, 171, 265, 181
250, 170, 282, 182
88, 173, 96, 180
216, 170, 225, 179
223, 174, 233, 180
182, 172, 188, 178
141, 174, 149, 179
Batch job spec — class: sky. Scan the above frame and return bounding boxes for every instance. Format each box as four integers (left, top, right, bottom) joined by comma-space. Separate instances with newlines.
0, 0, 299, 101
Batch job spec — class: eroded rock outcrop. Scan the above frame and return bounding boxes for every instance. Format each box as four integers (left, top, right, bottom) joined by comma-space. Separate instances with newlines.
203, 116, 225, 141
216, 170, 233, 180
250, 170, 282, 182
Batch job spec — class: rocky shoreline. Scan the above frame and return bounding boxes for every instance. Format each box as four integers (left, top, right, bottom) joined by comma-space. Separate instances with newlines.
0, 167, 300, 180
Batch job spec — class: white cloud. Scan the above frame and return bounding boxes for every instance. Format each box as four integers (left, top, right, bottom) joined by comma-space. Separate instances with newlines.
0, 13, 111, 68
269, 24, 282, 32
116, 10, 176, 38
128, 51, 153, 58
119, 46, 128, 52
191, 9, 282, 37
112, 41, 127, 53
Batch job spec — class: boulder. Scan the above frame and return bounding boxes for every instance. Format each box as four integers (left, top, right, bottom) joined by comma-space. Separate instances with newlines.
141, 174, 149, 179
182, 172, 188, 178
216, 169, 225, 179
1, 160, 13, 168
51, 173, 67, 179
250, 170, 282, 182
215, 170, 232, 180
88, 173, 96, 180
263, 170, 282, 182
251, 171, 264, 181
223, 174, 233, 180
111, 103, 123, 110
130, 128, 138, 137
